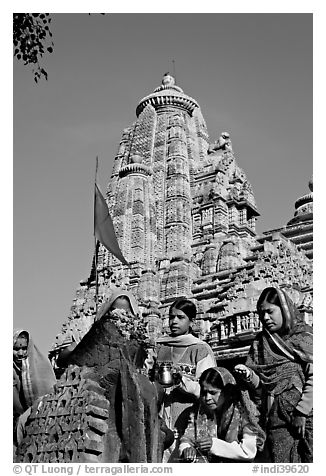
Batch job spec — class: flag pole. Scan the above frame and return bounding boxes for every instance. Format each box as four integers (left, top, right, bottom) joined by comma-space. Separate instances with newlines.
94, 156, 99, 317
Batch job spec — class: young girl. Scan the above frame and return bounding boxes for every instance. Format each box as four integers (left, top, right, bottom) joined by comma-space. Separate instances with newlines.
155, 297, 216, 461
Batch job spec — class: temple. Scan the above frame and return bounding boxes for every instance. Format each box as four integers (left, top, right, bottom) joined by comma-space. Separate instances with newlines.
50, 73, 313, 368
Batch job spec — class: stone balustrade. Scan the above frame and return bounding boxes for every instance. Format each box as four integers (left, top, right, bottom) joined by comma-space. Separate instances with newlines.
208, 311, 262, 346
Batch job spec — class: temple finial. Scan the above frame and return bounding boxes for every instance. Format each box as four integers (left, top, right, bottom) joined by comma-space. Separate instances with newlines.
162, 72, 175, 87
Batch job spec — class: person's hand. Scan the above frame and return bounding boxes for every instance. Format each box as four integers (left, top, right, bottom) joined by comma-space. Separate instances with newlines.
182, 447, 196, 462
292, 414, 306, 438
234, 364, 251, 380
195, 436, 213, 452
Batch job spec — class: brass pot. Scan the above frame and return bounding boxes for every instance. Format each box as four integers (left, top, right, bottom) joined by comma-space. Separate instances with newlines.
157, 363, 173, 387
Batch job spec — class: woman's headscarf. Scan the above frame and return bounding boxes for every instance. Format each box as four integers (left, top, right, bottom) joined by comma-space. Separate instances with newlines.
13, 329, 56, 410
208, 366, 237, 386
94, 288, 140, 322
246, 287, 313, 394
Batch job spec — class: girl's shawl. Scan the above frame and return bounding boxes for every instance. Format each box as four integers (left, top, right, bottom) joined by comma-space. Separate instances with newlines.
156, 333, 205, 348
13, 329, 56, 409
246, 287, 313, 395
95, 287, 140, 322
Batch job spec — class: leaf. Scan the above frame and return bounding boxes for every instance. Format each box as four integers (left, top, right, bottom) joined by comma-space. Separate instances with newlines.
47, 46, 53, 53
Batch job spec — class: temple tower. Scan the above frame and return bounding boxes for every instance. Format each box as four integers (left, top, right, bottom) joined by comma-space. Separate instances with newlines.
50, 74, 312, 366
100, 73, 210, 303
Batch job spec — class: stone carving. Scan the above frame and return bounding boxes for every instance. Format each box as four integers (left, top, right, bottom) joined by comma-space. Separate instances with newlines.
301, 293, 313, 309
202, 245, 218, 275
202, 207, 213, 224
208, 131, 233, 154
17, 320, 164, 463
217, 238, 247, 272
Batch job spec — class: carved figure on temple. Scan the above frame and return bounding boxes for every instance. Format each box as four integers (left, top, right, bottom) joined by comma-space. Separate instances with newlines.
234, 287, 313, 463
217, 238, 246, 272
154, 297, 216, 462
215, 172, 226, 186
242, 180, 253, 198
202, 245, 218, 275
194, 251, 204, 269
178, 367, 265, 462
111, 269, 130, 288
229, 185, 240, 200
241, 314, 250, 331
208, 131, 233, 154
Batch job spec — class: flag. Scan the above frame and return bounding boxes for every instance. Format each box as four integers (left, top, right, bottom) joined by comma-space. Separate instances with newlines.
94, 183, 129, 266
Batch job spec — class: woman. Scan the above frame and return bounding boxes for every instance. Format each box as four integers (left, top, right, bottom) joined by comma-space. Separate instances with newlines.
57, 288, 140, 367
234, 286, 313, 463
179, 366, 265, 462
13, 329, 56, 443
155, 297, 216, 461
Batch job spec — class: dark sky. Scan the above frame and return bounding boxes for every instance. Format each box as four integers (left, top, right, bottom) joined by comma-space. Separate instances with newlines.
13, 12, 313, 354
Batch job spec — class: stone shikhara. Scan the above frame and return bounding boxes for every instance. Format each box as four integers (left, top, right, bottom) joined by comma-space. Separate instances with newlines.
50, 72, 312, 369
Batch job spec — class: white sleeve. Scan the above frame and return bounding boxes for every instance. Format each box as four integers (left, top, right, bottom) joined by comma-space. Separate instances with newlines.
210, 430, 257, 461
179, 440, 192, 455
195, 352, 216, 379
295, 362, 313, 415
179, 377, 201, 397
